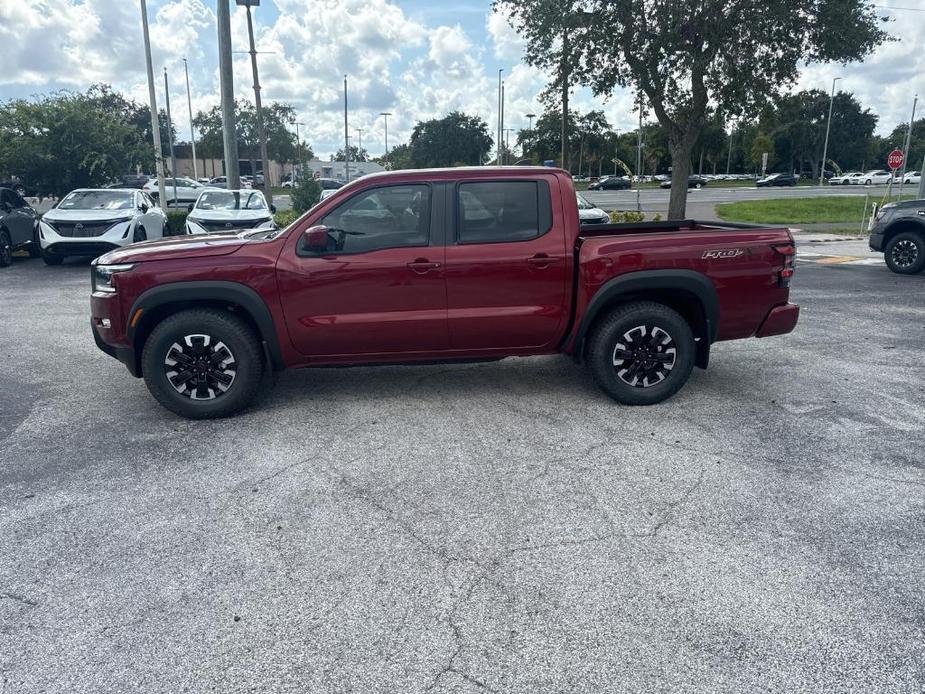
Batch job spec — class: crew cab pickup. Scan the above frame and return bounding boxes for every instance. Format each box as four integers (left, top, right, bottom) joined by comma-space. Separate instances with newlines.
90, 167, 799, 419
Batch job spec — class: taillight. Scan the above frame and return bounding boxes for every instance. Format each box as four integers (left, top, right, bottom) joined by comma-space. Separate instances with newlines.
773, 243, 795, 287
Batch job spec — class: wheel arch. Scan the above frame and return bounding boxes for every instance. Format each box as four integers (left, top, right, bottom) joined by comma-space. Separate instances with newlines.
572, 270, 719, 369
127, 281, 285, 377
883, 218, 925, 246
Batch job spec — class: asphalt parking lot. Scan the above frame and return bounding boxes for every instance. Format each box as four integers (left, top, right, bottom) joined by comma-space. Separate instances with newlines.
1, 251, 924, 692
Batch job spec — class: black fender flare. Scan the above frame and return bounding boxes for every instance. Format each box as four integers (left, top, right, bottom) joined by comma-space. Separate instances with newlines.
884, 217, 925, 242
127, 280, 285, 371
572, 269, 719, 366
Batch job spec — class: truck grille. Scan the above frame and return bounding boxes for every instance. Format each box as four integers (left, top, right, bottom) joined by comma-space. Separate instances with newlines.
48, 220, 122, 238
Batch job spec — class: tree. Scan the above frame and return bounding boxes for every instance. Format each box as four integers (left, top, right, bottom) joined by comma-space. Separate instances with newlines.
374, 142, 413, 170
193, 100, 301, 172
409, 112, 493, 168
334, 144, 369, 162
497, 0, 890, 219
0, 84, 154, 196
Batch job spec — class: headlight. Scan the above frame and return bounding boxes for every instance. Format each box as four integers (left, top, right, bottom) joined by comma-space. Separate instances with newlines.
92, 263, 135, 294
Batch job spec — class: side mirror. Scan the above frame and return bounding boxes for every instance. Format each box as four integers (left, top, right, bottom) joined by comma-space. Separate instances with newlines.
187, 203, 194, 212
303, 225, 330, 252
270, 204, 277, 214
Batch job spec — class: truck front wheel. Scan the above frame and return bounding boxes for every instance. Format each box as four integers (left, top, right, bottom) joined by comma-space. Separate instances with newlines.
588, 301, 695, 406
141, 309, 264, 419
884, 231, 925, 274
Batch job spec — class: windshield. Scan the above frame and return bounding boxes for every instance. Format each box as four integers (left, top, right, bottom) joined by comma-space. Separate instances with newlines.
576, 194, 594, 210
196, 191, 267, 211
59, 190, 134, 210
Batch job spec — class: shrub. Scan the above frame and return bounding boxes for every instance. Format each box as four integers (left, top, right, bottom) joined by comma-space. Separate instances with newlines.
165, 210, 188, 236
290, 169, 322, 213
273, 209, 300, 228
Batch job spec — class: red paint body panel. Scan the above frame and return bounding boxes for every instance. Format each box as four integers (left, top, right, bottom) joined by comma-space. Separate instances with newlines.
90, 166, 798, 373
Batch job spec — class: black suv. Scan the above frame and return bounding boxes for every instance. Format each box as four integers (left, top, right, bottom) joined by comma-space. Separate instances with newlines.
870, 199, 925, 274
0, 187, 40, 267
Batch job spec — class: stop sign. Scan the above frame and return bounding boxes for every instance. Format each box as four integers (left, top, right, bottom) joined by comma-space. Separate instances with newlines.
888, 149, 905, 170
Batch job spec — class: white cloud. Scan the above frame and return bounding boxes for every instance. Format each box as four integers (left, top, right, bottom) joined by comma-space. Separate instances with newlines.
2, 0, 923, 160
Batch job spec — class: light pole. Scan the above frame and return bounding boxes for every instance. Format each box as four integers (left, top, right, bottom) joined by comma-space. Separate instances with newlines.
820, 76, 841, 187
898, 93, 917, 200
526, 113, 536, 162
497, 69, 503, 166
140, 0, 167, 209
237, 0, 272, 201
380, 112, 392, 169
183, 58, 198, 180
504, 128, 515, 163
343, 75, 350, 182
217, 0, 240, 189
163, 68, 178, 204
500, 82, 506, 165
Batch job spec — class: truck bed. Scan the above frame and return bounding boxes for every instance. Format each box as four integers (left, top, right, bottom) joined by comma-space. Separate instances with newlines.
578, 219, 774, 238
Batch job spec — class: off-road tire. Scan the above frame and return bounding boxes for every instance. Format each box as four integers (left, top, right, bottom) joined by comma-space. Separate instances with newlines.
0, 230, 12, 267
588, 301, 696, 406
884, 231, 925, 275
142, 309, 264, 419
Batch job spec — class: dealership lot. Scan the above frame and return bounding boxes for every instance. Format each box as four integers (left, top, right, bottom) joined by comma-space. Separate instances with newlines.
1, 255, 924, 691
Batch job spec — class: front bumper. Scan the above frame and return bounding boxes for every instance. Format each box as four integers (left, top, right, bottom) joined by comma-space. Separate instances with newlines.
40, 219, 134, 256
91, 318, 140, 376
756, 303, 800, 338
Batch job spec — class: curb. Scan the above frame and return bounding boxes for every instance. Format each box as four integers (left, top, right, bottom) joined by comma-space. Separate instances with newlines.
788, 227, 867, 243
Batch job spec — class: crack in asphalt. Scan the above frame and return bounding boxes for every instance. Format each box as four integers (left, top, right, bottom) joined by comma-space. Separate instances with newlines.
0, 592, 37, 607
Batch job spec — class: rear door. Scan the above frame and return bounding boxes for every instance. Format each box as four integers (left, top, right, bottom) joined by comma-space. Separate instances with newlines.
443, 177, 570, 351
276, 182, 449, 357
0, 188, 35, 246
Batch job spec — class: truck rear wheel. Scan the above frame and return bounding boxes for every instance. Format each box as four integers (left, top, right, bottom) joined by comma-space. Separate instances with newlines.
141, 309, 264, 419
884, 231, 925, 274
588, 301, 695, 406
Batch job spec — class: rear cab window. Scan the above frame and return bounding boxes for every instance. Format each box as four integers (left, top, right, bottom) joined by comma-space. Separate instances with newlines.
456, 180, 552, 244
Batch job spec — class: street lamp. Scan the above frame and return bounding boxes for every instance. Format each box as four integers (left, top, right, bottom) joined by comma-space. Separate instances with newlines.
526, 113, 536, 162
820, 76, 841, 187
380, 112, 392, 169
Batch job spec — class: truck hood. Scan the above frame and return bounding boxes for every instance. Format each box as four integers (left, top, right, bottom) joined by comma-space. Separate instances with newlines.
97, 232, 247, 264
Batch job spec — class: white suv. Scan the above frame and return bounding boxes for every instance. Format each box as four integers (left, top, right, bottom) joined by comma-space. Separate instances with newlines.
39, 189, 166, 265
143, 177, 215, 205
185, 189, 276, 234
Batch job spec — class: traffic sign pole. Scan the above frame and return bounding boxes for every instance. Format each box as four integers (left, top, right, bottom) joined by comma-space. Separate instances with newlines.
888, 149, 904, 202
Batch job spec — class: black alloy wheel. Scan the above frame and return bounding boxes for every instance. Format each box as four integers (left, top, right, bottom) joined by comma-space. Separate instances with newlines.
142, 309, 264, 419
588, 301, 695, 406
884, 232, 925, 274
164, 334, 237, 401
611, 324, 677, 388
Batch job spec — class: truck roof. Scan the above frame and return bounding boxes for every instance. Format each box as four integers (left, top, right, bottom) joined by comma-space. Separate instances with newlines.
348, 166, 570, 184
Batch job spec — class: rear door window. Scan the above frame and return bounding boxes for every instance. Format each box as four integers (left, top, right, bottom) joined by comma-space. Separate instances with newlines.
457, 180, 551, 244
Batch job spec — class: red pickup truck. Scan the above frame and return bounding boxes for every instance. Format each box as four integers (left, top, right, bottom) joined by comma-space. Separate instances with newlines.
90, 167, 799, 419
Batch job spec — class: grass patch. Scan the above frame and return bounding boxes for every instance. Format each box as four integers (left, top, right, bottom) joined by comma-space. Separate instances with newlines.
715, 196, 899, 224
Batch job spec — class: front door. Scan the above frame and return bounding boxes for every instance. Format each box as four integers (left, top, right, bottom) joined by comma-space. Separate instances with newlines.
0, 188, 35, 247
443, 178, 570, 351
276, 183, 448, 357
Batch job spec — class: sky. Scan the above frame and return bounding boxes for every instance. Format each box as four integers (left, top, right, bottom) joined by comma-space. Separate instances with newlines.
0, 0, 923, 159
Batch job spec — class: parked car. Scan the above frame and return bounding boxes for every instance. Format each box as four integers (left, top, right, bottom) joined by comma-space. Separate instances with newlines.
869, 199, 925, 274
143, 177, 215, 204
902, 170, 921, 185
588, 175, 631, 191
659, 176, 708, 189
857, 170, 892, 185
829, 172, 857, 185
208, 176, 252, 190
756, 173, 798, 187
89, 166, 799, 418
576, 193, 610, 225
319, 189, 338, 202
39, 188, 166, 265
0, 177, 31, 198
186, 189, 277, 235
112, 173, 150, 189
0, 187, 40, 267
